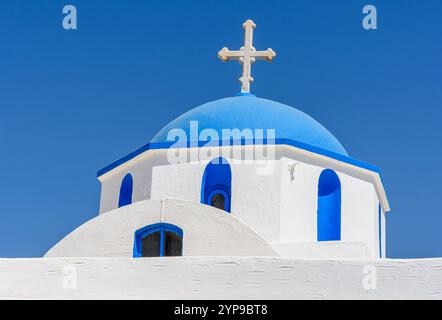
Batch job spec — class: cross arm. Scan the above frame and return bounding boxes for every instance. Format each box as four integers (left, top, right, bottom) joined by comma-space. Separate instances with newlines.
218, 47, 244, 62
251, 48, 276, 61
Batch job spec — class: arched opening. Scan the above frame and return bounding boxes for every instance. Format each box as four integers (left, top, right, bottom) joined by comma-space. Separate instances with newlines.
118, 174, 133, 208
317, 169, 341, 241
201, 157, 232, 213
211, 192, 225, 210
133, 223, 183, 257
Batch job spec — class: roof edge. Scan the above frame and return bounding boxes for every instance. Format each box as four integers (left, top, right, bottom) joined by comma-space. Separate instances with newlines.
97, 138, 390, 212
97, 138, 380, 177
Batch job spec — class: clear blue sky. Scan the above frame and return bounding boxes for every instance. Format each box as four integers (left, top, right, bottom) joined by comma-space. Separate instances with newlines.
0, 0, 441, 258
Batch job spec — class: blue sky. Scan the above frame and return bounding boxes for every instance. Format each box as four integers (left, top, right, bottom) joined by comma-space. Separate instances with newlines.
0, 0, 441, 258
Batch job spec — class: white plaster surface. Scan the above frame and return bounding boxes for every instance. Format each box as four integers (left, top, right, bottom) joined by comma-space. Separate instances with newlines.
340, 171, 379, 257
45, 199, 276, 258
0, 257, 441, 299
98, 145, 390, 214
279, 157, 320, 243
270, 241, 371, 259
97, 144, 388, 259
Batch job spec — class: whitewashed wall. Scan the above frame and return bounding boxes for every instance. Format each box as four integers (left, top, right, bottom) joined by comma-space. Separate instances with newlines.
0, 257, 441, 299
275, 155, 381, 257
270, 241, 371, 259
46, 199, 276, 258
279, 157, 319, 243
97, 145, 386, 258
151, 162, 203, 202
340, 172, 379, 257
231, 159, 281, 241
381, 207, 387, 258
99, 147, 283, 242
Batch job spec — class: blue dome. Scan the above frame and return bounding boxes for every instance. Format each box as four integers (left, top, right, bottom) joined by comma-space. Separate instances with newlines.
151, 95, 348, 156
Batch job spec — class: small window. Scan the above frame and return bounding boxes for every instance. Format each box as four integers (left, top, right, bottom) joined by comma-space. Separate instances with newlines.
211, 193, 225, 210
133, 223, 183, 258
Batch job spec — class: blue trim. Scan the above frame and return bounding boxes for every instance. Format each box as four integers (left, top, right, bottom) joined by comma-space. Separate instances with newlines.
235, 92, 256, 97
201, 157, 232, 213
97, 138, 381, 177
379, 204, 382, 258
133, 223, 183, 258
159, 230, 164, 258
317, 169, 341, 241
118, 173, 133, 208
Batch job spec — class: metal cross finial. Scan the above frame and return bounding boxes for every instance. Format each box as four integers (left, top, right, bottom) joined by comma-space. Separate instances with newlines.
218, 19, 276, 93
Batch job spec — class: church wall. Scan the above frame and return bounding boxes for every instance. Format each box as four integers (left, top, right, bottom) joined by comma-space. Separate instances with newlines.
99, 172, 123, 214
340, 174, 379, 257
99, 147, 283, 243
99, 151, 168, 214
277, 152, 381, 258
270, 241, 371, 259
150, 161, 204, 203
97, 146, 385, 258
46, 199, 276, 258
279, 157, 318, 242
145, 146, 283, 242
149, 158, 282, 242
230, 159, 282, 242
381, 207, 387, 257
2, 257, 442, 299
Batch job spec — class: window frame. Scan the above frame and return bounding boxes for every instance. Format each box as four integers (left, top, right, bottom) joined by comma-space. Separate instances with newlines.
133, 223, 183, 258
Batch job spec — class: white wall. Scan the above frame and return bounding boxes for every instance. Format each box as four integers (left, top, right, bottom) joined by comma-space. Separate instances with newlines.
270, 241, 371, 259
278, 155, 380, 257
99, 151, 161, 214
279, 157, 319, 242
101, 146, 283, 242
1, 257, 441, 299
381, 207, 387, 258
151, 162, 203, 202
340, 174, 379, 257
230, 159, 281, 241
97, 145, 386, 258
46, 199, 277, 258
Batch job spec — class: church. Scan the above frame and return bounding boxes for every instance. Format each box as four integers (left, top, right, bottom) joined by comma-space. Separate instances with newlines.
46, 19, 389, 261
0, 20, 441, 300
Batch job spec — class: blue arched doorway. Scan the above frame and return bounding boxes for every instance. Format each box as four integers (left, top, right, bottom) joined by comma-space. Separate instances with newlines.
118, 174, 133, 208
317, 169, 341, 241
201, 157, 232, 213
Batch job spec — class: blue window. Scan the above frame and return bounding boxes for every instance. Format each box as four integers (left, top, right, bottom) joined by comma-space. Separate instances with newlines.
133, 223, 183, 258
201, 157, 232, 212
317, 169, 341, 241
118, 174, 133, 208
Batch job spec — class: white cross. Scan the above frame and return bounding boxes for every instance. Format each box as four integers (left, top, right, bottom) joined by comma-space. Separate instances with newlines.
218, 19, 276, 93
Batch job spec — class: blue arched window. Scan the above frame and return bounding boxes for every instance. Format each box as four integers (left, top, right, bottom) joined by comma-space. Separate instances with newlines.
118, 174, 133, 208
133, 223, 183, 257
317, 169, 341, 241
201, 157, 232, 213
